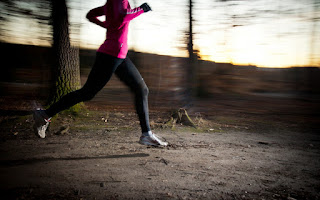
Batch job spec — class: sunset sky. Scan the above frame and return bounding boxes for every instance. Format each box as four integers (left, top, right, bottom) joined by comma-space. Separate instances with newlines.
1, 0, 319, 68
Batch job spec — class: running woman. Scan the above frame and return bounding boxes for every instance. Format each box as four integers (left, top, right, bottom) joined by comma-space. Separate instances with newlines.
33, 0, 168, 147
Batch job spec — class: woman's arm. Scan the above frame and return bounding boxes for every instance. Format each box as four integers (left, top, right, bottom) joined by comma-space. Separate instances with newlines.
86, 6, 107, 28
115, 0, 145, 23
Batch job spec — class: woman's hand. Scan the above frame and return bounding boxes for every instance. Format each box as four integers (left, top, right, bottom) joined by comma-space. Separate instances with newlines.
140, 3, 152, 13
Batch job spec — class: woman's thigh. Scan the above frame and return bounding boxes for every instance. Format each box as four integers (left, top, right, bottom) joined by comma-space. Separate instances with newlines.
82, 52, 124, 93
114, 57, 147, 92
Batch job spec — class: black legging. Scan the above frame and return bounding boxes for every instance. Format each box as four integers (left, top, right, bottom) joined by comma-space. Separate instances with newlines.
46, 52, 151, 133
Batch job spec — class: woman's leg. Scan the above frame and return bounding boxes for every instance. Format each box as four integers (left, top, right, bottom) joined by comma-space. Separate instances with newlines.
46, 53, 124, 117
114, 57, 151, 133
115, 57, 168, 146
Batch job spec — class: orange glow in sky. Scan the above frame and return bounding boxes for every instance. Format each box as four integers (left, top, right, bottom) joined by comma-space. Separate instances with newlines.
79, 0, 320, 68
1, 0, 319, 68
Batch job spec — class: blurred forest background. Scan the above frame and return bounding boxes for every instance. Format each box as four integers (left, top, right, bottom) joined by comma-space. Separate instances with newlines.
0, 0, 319, 127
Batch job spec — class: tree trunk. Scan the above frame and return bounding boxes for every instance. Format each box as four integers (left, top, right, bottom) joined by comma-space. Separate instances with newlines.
49, 0, 81, 106
188, 0, 194, 63
184, 0, 197, 107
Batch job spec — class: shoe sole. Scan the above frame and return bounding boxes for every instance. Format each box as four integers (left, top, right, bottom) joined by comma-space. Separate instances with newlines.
139, 139, 168, 147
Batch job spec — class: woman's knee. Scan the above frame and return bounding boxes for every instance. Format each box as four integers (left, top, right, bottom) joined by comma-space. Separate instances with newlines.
134, 81, 149, 97
140, 82, 149, 97
142, 84, 149, 96
83, 92, 96, 101
76, 87, 97, 102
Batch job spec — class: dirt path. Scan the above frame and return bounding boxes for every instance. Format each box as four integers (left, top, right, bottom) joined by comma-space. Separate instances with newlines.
0, 116, 319, 200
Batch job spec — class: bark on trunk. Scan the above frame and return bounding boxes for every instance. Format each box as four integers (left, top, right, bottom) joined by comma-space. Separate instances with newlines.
49, 0, 81, 105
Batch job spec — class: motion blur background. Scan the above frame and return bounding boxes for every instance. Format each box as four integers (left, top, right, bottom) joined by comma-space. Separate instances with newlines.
1, 0, 320, 67
0, 0, 319, 126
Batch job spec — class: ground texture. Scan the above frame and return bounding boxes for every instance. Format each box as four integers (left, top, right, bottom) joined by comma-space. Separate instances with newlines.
0, 103, 319, 200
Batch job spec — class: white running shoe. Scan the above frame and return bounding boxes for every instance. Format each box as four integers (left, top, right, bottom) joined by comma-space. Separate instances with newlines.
33, 108, 51, 138
139, 133, 168, 147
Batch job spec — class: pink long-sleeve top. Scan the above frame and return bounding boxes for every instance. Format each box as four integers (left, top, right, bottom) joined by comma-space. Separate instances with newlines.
88, 0, 144, 59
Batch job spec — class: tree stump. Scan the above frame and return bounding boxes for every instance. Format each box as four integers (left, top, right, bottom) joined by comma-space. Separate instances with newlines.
167, 108, 196, 129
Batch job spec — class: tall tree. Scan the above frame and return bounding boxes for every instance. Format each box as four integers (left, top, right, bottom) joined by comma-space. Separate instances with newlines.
185, 0, 199, 106
187, 0, 195, 63
49, 0, 81, 107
